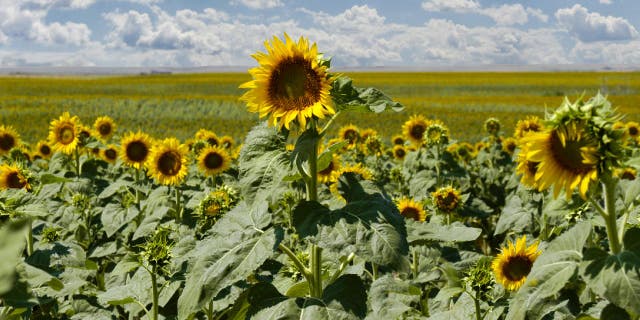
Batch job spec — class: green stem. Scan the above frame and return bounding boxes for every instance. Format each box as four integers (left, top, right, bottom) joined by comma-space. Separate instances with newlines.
26, 220, 33, 257
206, 300, 214, 320
310, 244, 323, 298
307, 120, 319, 202
411, 247, 419, 279
602, 175, 622, 254
318, 111, 341, 138
474, 288, 482, 320
150, 264, 159, 320
176, 188, 183, 222
329, 252, 355, 284
134, 168, 141, 207
74, 147, 80, 178
435, 144, 441, 188
371, 263, 379, 281
278, 243, 311, 280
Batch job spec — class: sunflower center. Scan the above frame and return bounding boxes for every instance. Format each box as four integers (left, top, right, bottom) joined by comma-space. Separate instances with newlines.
7, 172, 26, 189
343, 130, 358, 143
105, 149, 117, 160
0, 134, 16, 151
502, 256, 533, 281
410, 124, 426, 140
526, 161, 539, 176
629, 126, 639, 137
58, 125, 75, 145
40, 145, 51, 155
549, 130, 595, 174
99, 123, 112, 136
401, 207, 421, 221
395, 148, 406, 158
268, 57, 322, 111
126, 141, 149, 162
393, 137, 404, 145
436, 191, 459, 211
204, 152, 224, 169
158, 151, 181, 176
207, 137, 219, 147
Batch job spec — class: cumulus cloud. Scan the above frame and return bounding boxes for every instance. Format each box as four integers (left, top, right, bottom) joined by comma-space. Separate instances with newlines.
555, 4, 638, 42
421, 0, 547, 26
232, 0, 283, 10
599, 0, 612, 4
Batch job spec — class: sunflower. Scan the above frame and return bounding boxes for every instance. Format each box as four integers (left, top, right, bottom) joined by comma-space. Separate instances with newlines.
391, 135, 405, 146
432, 186, 462, 213
392, 145, 407, 161
48, 112, 80, 155
447, 142, 475, 162
102, 145, 118, 164
120, 131, 153, 169
35, 140, 53, 159
338, 124, 360, 147
317, 154, 341, 183
615, 167, 637, 180
396, 198, 426, 222
0, 125, 20, 156
197, 146, 231, 176
521, 121, 599, 199
196, 129, 220, 147
492, 236, 541, 291
362, 135, 384, 156
220, 136, 235, 149
402, 115, 429, 146
0, 163, 30, 190
77, 125, 93, 146
93, 116, 116, 141
360, 128, 378, 143
425, 123, 448, 145
501, 137, 518, 156
514, 116, 543, 139
626, 121, 640, 139
240, 33, 335, 130
484, 117, 501, 136
147, 138, 189, 186
330, 163, 373, 200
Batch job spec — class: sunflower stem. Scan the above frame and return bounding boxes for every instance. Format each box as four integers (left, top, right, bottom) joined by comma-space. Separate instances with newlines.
150, 264, 159, 320
411, 247, 419, 279
474, 288, 482, 320
134, 168, 141, 207
602, 174, 622, 255
26, 219, 33, 257
176, 187, 183, 222
73, 146, 80, 178
310, 244, 323, 298
318, 111, 341, 138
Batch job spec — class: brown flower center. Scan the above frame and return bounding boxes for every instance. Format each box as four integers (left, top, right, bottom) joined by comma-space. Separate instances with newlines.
99, 123, 112, 136
401, 207, 422, 221
58, 125, 76, 145
268, 56, 322, 111
207, 137, 219, 147
126, 141, 149, 162
393, 137, 404, 145
502, 256, 533, 281
526, 161, 539, 176
105, 149, 117, 160
0, 133, 16, 151
204, 152, 224, 170
410, 124, 426, 140
342, 129, 358, 144
549, 130, 595, 174
394, 148, 406, 159
158, 151, 181, 176
629, 126, 639, 137
436, 191, 460, 211
6, 171, 26, 189
40, 144, 51, 156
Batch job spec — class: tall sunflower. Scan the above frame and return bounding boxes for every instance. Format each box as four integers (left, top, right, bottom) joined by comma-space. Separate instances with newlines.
396, 198, 426, 222
48, 112, 80, 155
492, 236, 540, 291
402, 115, 429, 146
120, 131, 153, 169
432, 186, 462, 213
197, 146, 231, 176
102, 145, 118, 164
0, 163, 30, 190
94, 116, 116, 141
521, 121, 599, 199
35, 140, 53, 159
240, 33, 334, 130
392, 145, 407, 161
391, 135, 405, 146
147, 138, 188, 186
0, 125, 20, 156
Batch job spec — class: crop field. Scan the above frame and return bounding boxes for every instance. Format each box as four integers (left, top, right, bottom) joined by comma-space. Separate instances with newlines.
1, 71, 639, 144
2, 60, 640, 320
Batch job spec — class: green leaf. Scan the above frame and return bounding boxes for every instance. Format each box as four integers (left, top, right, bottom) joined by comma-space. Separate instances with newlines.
507, 221, 591, 320
580, 228, 640, 315
495, 193, 536, 235
600, 303, 631, 320
39, 173, 71, 185
291, 128, 319, 178
367, 275, 422, 320
406, 219, 482, 244
292, 194, 409, 271
0, 219, 28, 295
331, 76, 404, 113
101, 203, 139, 237
317, 141, 347, 172
177, 201, 279, 320
322, 274, 367, 319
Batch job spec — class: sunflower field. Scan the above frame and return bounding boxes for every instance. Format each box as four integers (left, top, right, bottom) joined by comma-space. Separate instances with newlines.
1, 34, 640, 320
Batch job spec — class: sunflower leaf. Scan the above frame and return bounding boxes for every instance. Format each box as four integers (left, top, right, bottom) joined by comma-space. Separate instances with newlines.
406, 219, 482, 245
367, 275, 422, 320
331, 76, 404, 113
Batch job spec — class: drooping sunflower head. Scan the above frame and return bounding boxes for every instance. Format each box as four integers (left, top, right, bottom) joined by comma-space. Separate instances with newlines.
48, 112, 80, 155
93, 116, 116, 141
484, 117, 501, 136
0, 125, 20, 155
425, 123, 449, 145
0, 163, 31, 191
395, 198, 427, 222
492, 236, 541, 291
432, 186, 463, 213
338, 124, 360, 147
501, 137, 518, 156
514, 116, 543, 139
317, 154, 341, 184
391, 135, 405, 146
521, 121, 599, 200
392, 145, 407, 161
197, 146, 231, 177
147, 138, 189, 186
120, 131, 153, 169
240, 33, 335, 130
402, 115, 429, 146
102, 145, 118, 164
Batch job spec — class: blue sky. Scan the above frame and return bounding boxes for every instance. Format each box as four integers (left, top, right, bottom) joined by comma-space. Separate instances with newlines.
0, 0, 638, 67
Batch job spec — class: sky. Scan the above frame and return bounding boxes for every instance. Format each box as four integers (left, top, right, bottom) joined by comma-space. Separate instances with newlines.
0, 0, 639, 67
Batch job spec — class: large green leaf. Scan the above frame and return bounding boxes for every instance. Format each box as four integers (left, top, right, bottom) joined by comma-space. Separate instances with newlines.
331, 76, 404, 113
580, 228, 640, 314
406, 219, 482, 244
507, 221, 591, 320
293, 193, 409, 271
366, 275, 422, 320
0, 219, 28, 295
177, 201, 279, 320
100, 203, 139, 237
495, 193, 536, 235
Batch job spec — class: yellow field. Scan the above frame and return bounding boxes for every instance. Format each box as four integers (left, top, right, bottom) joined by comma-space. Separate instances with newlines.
1, 71, 639, 144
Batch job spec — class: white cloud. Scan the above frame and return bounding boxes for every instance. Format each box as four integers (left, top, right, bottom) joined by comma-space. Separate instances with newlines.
421, 0, 547, 26
600, 0, 612, 4
232, 0, 283, 10
555, 4, 638, 42
570, 40, 640, 63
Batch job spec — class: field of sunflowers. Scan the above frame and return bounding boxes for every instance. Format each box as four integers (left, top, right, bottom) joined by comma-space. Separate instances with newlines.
1, 34, 640, 320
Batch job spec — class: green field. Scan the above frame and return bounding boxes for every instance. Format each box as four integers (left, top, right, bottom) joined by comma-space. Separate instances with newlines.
1, 71, 639, 144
